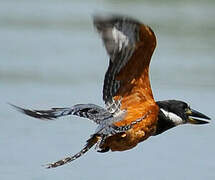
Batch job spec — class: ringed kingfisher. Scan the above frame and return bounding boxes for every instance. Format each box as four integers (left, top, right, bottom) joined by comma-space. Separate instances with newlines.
12, 15, 210, 168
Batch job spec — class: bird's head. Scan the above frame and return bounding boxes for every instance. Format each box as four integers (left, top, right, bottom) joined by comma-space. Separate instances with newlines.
155, 100, 211, 135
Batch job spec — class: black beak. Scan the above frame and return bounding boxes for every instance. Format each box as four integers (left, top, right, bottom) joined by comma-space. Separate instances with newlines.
187, 108, 211, 124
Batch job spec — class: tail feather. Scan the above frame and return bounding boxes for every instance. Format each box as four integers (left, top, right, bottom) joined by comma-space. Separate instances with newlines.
45, 135, 98, 168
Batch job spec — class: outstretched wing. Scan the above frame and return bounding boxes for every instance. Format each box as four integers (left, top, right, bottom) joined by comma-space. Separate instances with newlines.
10, 103, 112, 124
94, 15, 157, 107
94, 15, 158, 126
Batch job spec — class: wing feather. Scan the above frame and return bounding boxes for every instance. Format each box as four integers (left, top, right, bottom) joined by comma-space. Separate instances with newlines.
10, 103, 112, 124
94, 15, 141, 105
94, 15, 157, 110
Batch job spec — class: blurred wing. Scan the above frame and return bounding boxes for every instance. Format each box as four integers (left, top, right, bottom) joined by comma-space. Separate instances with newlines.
94, 15, 157, 108
11, 103, 112, 124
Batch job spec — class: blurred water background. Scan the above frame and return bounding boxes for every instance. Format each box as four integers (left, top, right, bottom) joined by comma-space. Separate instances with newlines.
0, 0, 215, 179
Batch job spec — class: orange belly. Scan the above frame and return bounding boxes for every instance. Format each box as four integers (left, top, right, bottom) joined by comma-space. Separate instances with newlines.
101, 105, 158, 151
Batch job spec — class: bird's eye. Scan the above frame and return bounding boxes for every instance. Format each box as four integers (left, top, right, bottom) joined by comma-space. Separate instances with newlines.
180, 103, 188, 110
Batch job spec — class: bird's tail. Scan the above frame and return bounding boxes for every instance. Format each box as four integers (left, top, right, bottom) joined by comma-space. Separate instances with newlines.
45, 135, 99, 168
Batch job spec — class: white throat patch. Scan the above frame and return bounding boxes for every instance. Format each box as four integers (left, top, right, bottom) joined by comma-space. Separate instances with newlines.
160, 108, 184, 125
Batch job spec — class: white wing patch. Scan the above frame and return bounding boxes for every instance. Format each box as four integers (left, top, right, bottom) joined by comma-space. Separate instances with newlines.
112, 27, 129, 52
160, 109, 184, 125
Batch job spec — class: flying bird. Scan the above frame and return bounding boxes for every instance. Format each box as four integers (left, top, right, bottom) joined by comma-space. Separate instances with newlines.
12, 15, 210, 168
